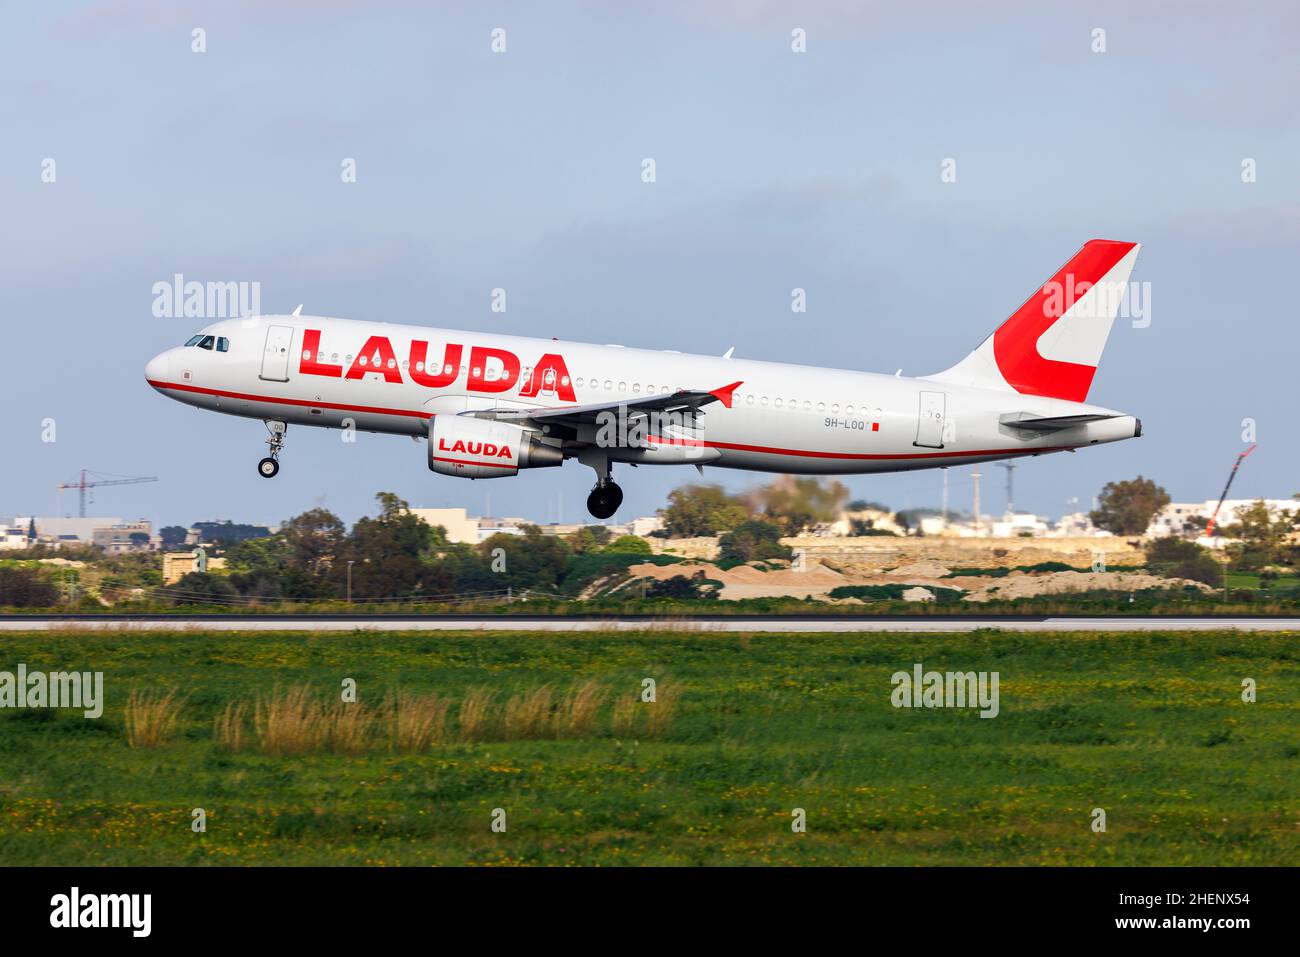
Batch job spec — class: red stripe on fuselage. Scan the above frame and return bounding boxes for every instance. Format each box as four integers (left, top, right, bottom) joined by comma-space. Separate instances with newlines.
152, 380, 1072, 463
431, 455, 517, 469
645, 434, 1071, 460
147, 379, 430, 419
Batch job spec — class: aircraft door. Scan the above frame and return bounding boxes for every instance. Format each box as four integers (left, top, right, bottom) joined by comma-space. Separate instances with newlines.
914, 390, 946, 449
259, 325, 293, 382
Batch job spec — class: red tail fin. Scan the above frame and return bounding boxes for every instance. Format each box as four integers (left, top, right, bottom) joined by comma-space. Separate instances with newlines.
930, 240, 1140, 402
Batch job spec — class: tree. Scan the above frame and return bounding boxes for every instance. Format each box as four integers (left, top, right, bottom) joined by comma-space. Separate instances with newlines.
717, 519, 792, 564
281, 508, 346, 579
604, 534, 651, 554
0, 566, 60, 608
225, 535, 295, 600
646, 571, 717, 600
567, 525, 612, 554
847, 499, 890, 513
192, 521, 272, 545
745, 476, 849, 535
169, 571, 239, 605
159, 525, 189, 548
472, 526, 570, 592
1220, 500, 1296, 571
659, 484, 749, 537
1144, 537, 1221, 586
1089, 476, 1170, 535
342, 493, 450, 599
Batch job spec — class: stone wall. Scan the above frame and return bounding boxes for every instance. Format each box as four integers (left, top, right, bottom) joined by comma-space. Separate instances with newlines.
782, 535, 1144, 570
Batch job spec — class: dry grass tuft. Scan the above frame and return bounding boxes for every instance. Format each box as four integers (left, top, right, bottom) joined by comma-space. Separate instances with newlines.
503, 685, 555, 740
213, 701, 248, 752
646, 684, 679, 739
458, 687, 495, 742
254, 684, 327, 756
389, 691, 450, 752
124, 687, 184, 748
556, 680, 605, 738
324, 699, 377, 755
610, 693, 639, 737
218, 680, 654, 752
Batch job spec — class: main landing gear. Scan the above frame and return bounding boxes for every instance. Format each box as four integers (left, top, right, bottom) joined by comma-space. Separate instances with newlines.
258, 420, 286, 479
586, 479, 623, 520
582, 450, 623, 519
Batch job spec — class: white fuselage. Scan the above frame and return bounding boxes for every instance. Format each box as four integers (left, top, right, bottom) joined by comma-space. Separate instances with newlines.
145, 315, 1139, 476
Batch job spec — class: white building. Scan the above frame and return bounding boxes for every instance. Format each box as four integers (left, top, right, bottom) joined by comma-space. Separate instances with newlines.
12, 516, 123, 545
990, 512, 1050, 538
91, 520, 156, 554
0, 524, 32, 550
1147, 499, 1296, 539
629, 516, 664, 538
408, 507, 481, 545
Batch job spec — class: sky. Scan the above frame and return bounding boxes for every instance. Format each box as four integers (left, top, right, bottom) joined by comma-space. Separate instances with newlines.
2, 1, 1297, 530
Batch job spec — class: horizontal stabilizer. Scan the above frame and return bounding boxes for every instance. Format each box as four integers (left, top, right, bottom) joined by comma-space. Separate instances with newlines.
1000, 412, 1119, 432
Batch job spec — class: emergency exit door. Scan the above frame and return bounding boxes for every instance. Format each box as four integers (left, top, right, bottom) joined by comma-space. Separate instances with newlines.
259, 325, 293, 382
914, 391, 946, 448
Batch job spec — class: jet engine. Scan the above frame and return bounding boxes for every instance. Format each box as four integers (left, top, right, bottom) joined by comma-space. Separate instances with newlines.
428, 414, 563, 479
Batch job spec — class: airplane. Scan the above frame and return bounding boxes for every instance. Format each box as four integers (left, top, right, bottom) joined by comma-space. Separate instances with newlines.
146, 239, 1142, 519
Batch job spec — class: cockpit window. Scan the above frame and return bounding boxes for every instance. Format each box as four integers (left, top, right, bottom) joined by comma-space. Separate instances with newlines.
217, 337, 229, 352
197, 335, 215, 351
185, 334, 203, 347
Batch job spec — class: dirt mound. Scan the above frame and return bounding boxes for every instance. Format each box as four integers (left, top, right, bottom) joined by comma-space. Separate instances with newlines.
884, 560, 951, 579
962, 570, 1212, 602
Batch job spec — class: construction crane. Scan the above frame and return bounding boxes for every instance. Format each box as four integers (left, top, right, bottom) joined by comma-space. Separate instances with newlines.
57, 469, 159, 518
1205, 445, 1257, 538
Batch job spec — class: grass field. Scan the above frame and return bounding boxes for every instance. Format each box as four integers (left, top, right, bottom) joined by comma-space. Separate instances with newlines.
0, 629, 1295, 866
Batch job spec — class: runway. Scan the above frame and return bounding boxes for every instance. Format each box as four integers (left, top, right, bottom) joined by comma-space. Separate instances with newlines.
1, 615, 1297, 633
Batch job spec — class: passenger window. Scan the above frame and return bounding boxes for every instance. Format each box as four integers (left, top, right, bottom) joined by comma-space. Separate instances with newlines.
197, 335, 215, 350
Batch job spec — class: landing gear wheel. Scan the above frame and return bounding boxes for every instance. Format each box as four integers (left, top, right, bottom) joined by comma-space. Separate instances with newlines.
586, 481, 623, 519
260, 420, 287, 479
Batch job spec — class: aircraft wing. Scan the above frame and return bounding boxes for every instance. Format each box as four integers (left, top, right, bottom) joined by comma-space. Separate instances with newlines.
475, 380, 744, 428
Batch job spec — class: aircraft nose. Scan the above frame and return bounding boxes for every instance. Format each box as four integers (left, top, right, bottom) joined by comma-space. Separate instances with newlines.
145, 350, 170, 386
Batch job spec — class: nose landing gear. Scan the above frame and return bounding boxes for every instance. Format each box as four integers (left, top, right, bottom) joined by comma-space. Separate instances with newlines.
258, 420, 286, 478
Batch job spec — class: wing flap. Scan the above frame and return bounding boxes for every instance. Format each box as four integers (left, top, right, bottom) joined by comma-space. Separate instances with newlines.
477, 381, 744, 428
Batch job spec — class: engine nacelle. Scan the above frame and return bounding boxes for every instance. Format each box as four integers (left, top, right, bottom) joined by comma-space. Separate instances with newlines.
428, 414, 563, 479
